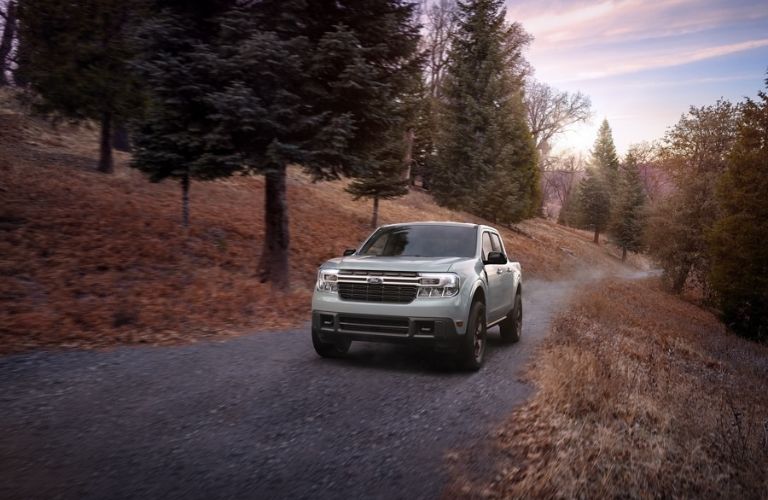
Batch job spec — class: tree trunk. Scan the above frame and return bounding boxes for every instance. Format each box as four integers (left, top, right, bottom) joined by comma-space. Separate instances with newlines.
181, 172, 190, 228
258, 165, 290, 290
621, 247, 627, 261
593, 228, 600, 244
0, 1, 16, 87
112, 122, 131, 152
371, 196, 379, 229
98, 112, 114, 173
403, 128, 414, 184
671, 266, 689, 294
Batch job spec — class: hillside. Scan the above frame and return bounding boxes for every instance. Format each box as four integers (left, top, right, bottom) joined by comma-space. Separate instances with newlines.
448, 277, 768, 497
0, 93, 637, 354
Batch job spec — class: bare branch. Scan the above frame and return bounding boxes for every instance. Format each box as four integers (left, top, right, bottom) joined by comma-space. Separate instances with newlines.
524, 79, 593, 153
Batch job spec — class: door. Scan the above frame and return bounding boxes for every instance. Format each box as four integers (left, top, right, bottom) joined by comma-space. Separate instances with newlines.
482, 231, 505, 322
490, 232, 516, 318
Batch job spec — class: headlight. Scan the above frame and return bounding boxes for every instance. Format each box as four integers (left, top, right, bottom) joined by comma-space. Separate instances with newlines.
316, 269, 339, 293
417, 273, 460, 298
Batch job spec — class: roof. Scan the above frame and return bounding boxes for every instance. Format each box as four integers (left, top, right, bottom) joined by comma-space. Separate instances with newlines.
379, 221, 479, 229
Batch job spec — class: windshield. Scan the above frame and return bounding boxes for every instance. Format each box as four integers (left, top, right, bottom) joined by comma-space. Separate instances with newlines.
359, 225, 477, 258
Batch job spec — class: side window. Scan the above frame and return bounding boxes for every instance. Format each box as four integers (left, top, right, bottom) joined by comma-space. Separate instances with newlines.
482, 232, 493, 261
490, 233, 503, 254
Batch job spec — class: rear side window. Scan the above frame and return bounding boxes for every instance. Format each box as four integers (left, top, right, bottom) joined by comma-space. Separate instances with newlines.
490, 233, 503, 253
482, 232, 493, 261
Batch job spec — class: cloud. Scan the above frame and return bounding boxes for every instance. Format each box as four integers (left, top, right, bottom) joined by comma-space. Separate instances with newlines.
550, 38, 768, 82
509, 0, 768, 49
620, 73, 764, 89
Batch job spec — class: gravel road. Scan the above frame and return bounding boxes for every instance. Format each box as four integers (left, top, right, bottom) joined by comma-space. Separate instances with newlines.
1, 277, 582, 500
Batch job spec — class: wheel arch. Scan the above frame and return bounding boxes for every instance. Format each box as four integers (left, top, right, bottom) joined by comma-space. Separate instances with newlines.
469, 280, 486, 306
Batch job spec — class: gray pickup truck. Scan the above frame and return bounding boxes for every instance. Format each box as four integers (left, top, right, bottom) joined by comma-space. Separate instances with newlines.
311, 222, 523, 370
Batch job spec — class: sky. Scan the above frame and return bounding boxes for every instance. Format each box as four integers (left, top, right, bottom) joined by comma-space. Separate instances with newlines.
505, 0, 768, 155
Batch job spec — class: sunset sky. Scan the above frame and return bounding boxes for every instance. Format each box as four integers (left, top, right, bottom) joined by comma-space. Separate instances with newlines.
506, 0, 768, 155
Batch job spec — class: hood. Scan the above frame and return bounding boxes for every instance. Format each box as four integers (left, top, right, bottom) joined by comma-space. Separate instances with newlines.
329, 255, 471, 273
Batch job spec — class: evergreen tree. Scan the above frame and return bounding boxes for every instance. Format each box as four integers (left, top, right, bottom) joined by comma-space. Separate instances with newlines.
412, 90, 438, 189
197, 0, 420, 289
609, 151, 646, 260
17, 0, 145, 173
645, 101, 738, 294
576, 167, 611, 243
710, 78, 768, 340
592, 118, 620, 188
432, 0, 539, 222
346, 131, 410, 228
131, 2, 236, 228
346, 45, 423, 227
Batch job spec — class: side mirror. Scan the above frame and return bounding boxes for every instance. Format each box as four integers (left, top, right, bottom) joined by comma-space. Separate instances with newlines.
343, 248, 356, 256
485, 251, 507, 265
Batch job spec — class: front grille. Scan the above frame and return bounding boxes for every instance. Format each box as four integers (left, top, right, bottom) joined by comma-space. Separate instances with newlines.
339, 270, 419, 277
338, 283, 417, 304
338, 316, 410, 335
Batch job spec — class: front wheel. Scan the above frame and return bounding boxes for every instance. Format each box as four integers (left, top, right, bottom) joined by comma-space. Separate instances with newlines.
499, 289, 522, 343
458, 301, 487, 371
312, 329, 351, 358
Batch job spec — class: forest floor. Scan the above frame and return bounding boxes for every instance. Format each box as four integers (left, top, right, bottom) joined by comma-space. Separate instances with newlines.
0, 89, 638, 354
447, 277, 768, 498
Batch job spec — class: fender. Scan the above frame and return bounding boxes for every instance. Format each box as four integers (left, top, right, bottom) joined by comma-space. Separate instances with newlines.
468, 278, 487, 305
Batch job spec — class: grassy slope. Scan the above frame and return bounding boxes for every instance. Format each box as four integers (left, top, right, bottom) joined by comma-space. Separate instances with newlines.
0, 92, 631, 353
448, 278, 768, 498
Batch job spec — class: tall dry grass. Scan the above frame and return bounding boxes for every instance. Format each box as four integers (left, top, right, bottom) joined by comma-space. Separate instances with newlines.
449, 279, 768, 498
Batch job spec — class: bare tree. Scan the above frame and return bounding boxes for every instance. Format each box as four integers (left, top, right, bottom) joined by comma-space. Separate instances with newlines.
626, 141, 670, 202
0, 0, 17, 86
541, 152, 585, 217
421, 0, 458, 98
524, 79, 592, 154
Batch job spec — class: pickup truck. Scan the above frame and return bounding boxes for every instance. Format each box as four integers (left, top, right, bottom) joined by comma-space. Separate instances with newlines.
311, 222, 523, 370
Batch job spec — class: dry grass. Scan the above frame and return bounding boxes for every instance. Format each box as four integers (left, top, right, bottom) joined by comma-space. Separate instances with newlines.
1, 89, 632, 353
447, 278, 768, 498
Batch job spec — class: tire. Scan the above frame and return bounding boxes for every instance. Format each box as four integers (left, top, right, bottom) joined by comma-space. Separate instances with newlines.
312, 329, 351, 358
458, 300, 487, 371
499, 288, 522, 343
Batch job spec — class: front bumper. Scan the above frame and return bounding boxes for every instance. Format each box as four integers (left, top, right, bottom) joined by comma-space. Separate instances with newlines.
312, 310, 465, 351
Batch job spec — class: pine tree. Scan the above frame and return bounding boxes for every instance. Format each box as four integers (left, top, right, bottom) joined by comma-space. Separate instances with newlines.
131, 3, 237, 228
16, 0, 146, 173
432, 0, 538, 222
576, 167, 611, 243
346, 45, 423, 227
609, 151, 646, 260
346, 132, 410, 228
709, 77, 768, 340
196, 0, 420, 289
592, 118, 620, 188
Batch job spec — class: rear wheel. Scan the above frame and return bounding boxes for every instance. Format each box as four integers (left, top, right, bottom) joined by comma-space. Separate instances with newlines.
458, 301, 487, 371
499, 288, 522, 343
312, 329, 351, 358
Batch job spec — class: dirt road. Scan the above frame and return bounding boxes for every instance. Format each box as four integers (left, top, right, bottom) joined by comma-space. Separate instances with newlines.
1, 276, 593, 499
